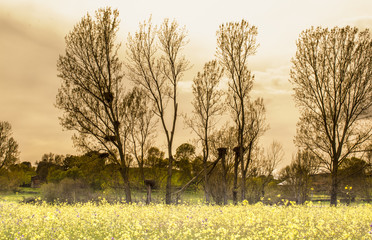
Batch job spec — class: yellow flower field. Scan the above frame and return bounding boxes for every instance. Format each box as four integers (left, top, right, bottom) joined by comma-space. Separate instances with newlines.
0, 200, 371, 239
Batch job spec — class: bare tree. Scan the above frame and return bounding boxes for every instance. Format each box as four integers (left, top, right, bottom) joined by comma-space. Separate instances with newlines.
127, 87, 157, 183
290, 26, 372, 206
279, 150, 320, 204
209, 124, 236, 204
185, 60, 224, 203
263, 141, 284, 177
0, 121, 19, 170
56, 8, 134, 203
244, 141, 282, 201
217, 19, 259, 203
127, 18, 189, 204
240, 98, 268, 200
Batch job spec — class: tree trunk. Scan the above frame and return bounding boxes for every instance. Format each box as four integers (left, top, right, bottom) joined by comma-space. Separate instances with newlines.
146, 184, 152, 205
204, 159, 210, 203
166, 145, 173, 204
117, 142, 132, 203
238, 145, 244, 203
203, 129, 211, 203
139, 161, 145, 184
220, 149, 228, 205
241, 169, 246, 201
330, 161, 338, 206
242, 144, 253, 201
296, 178, 302, 204
233, 147, 239, 205
119, 167, 132, 203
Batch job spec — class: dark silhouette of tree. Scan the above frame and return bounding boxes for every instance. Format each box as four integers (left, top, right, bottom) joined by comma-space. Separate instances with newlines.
290, 26, 372, 206
185, 60, 224, 203
339, 157, 368, 179
36, 154, 63, 183
6, 162, 35, 188
339, 157, 370, 202
175, 143, 195, 161
145, 147, 167, 187
145, 147, 166, 168
174, 143, 196, 184
41, 153, 65, 165
127, 17, 190, 204
56, 8, 134, 203
0, 121, 19, 170
217, 19, 259, 203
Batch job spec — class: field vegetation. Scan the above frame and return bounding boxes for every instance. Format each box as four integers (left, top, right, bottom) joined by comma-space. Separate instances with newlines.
0, 199, 371, 239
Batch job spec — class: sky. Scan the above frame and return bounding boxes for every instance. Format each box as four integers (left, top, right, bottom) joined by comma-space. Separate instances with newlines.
1, 0, 371, 169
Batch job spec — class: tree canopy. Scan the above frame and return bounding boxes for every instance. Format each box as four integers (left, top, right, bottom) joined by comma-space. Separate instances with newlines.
0, 121, 19, 170
290, 26, 372, 205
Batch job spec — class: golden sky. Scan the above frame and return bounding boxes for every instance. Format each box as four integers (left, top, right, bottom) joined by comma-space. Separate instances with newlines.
1, 0, 371, 168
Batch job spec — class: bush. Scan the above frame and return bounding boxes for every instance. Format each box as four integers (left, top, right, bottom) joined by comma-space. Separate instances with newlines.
41, 178, 96, 203
208, 165, 229, 204
0, 169, 22, 191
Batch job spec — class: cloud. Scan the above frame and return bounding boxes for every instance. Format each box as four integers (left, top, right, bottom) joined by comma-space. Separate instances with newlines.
0, 6, 75, 162
178, 80, 193, 93
246, 65, 299, 167
252, 65, 292, 98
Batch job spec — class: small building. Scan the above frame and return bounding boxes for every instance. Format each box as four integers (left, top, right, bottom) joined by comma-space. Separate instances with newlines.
31, 175, 43, 188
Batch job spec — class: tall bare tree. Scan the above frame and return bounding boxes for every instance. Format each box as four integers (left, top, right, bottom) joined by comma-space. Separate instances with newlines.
240, 97, 268, 200
127, 87, 157, 183
127, 18, 189, 204
290, 26, 372, 206
185, 60, 224, 203
0, 121, 19, 170
56, 8, 134, 203
217, 19, 259, 203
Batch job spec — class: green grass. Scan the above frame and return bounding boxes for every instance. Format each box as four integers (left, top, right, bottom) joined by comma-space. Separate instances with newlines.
0, 187, 368, 207
0, 186, 205, 204
101, 188, 205, 204
0, 187, 41, 202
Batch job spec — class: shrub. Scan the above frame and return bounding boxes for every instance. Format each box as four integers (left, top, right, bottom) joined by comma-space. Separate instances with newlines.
208, 165, 229, 204
0, 169, 22, 191
41, 178, 96, 203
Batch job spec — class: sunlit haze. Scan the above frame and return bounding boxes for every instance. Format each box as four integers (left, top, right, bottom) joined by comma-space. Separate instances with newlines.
1, 0, 371, 169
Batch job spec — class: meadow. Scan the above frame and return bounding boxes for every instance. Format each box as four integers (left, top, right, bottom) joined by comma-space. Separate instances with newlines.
0, 199, 371, 239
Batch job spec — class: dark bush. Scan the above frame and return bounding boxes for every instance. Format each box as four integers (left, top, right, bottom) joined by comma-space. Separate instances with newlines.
41, 178, 97, 203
